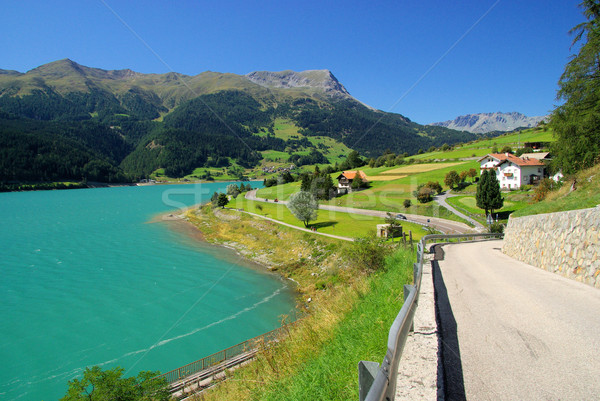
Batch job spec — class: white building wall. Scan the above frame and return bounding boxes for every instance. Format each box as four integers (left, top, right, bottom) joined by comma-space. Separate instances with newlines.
497, 162, 521, 189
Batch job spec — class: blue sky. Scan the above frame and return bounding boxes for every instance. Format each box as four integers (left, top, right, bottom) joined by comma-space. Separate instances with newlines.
1, 1, 584, 124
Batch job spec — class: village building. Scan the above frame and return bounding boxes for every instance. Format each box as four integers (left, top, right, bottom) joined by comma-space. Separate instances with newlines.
336, 170, 368, 194
518, 152, 551, 161
478, 153, 546, 189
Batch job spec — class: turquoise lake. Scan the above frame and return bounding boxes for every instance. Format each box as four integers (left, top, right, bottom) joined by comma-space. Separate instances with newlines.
0, 183, 296, 401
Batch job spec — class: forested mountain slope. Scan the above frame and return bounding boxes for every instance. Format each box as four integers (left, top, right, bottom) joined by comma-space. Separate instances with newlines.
0, 59, 477, 182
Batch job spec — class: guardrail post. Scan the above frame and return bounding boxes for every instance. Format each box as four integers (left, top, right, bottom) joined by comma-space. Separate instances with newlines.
404, 284, 415, 333
413, 263, 420, 289
358, 360, 380, 401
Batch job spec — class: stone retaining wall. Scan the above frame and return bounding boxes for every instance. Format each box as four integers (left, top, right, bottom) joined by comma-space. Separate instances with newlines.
502, 206, 600, 288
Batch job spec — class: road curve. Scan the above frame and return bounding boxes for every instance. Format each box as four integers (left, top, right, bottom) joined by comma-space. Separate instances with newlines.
435, 191, 485, 230
434, 240, 600, 400
245, 190, 475, 234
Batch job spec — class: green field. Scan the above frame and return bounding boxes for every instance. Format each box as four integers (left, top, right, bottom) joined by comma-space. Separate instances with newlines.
257, 118, 353, 165
262, 150, 292, 163
255, 161, 480, 224
446, 190, 534, 224
411, 127, 556, 160
229, 196, 430, 240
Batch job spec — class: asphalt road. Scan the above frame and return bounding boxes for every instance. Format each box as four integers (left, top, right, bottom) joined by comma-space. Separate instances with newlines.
245, 190, 475, 234
434, 240, 600, 400
435, 192, 485, 230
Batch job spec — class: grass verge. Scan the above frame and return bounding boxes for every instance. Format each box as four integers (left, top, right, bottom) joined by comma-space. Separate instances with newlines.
512, 164, 600, 217
183, 206, 415, 400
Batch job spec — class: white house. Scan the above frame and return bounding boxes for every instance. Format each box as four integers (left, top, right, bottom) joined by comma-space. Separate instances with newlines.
479, 153, 545, 189
336, 170, 368, 194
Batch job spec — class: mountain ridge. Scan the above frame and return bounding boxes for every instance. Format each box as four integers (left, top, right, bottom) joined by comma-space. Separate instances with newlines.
245, 69, 351, 98
0, 59, 479, 183
430, 112, 548, 134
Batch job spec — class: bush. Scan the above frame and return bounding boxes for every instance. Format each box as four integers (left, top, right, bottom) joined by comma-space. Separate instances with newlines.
416, 186, 435, 203
403, 199, 412, 208
425, 181, 443, 194
347, 234, 392, 272
532, 178, 560, 202
489, 222, 504, 234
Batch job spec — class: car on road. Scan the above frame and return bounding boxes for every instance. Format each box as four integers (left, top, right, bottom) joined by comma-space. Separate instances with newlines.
396, 214, 407, 220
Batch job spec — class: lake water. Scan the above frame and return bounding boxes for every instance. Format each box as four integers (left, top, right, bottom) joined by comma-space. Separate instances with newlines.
0, 183, 296, 401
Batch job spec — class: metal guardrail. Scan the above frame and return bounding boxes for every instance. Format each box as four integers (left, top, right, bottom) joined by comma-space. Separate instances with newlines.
358, 232, 503, 401
155, 322, 293, 385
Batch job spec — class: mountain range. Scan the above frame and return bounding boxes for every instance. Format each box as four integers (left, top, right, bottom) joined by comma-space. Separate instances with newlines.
430, 112, 548, 134
0, 59, 478, 183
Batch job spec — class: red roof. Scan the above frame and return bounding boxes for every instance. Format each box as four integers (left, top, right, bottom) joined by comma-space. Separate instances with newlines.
338, 170, 368, 180
479, 153, 545, 167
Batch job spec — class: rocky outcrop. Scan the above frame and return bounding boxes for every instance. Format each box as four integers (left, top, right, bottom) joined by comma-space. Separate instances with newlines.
430, 112, 548, 134
502, 206, 600, 288
245, 69, 351, 98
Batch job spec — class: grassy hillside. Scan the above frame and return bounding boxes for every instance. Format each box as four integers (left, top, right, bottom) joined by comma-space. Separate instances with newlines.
257, 160, 480, 224
512, 164, 600, 217
410, 126, 555, 161
186, 204, 415, 401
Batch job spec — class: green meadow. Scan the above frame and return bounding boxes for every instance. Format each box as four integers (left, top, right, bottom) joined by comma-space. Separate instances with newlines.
410, 127, 555, 160
229, 196, 429, 240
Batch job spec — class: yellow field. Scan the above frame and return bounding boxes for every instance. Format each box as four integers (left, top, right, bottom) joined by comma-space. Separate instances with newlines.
365, 162, 465, 181
380, 162, 466, 175
366, 174, 407, 181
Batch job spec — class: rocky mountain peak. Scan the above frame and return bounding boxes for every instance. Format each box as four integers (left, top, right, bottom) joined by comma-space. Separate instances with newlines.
245, 69, 351, 98
430, 112, 549, 134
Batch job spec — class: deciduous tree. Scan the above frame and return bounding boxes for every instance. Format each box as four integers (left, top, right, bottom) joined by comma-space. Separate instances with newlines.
467, 168, 478, 181
444, 170, 461, 189
61, 366, 169, 401
287, 191, 318, 227
550, 0, 600, 173
226, 183, 240, 198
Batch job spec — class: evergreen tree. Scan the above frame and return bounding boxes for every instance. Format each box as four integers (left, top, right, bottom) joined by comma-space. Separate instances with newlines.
551, 0, 600, 173
210, 191, 219, 206
476, 169, 504, 216
351, 174, 365, 190
217, 193, 229, 208
300, 173, 312, 192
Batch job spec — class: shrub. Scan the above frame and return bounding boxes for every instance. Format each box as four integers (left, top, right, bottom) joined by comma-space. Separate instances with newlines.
425, 181, 443, 194
489, 222, 504, 234
416, 186, 435, 203
532, 178, 560, 202
403, 199, 412, 208
347, 234, 392, 272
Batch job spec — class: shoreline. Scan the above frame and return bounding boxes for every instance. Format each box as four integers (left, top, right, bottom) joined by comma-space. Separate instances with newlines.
154, 203, 299, 288
0, 178, 265, 193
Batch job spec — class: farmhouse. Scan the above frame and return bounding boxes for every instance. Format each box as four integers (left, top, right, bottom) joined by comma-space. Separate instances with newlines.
336, 170, 367, 194
479, 153, 545, 189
